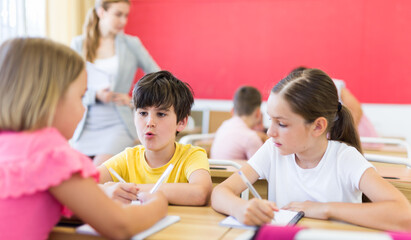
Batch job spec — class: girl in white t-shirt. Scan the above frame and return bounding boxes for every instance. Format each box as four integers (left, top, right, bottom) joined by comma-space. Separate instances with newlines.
211, 68, 411, 231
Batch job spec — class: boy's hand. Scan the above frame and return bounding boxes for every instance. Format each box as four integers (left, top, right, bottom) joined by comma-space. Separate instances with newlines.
137, 191, 167, 205
237, 198, 278, 226
102, 182, 139, 204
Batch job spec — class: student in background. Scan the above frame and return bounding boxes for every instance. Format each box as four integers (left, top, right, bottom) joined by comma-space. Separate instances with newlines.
98, 71, 212, 206
71, 0, 160, 166
0, 38, 167, 240
291, 66, 378, 137
211, 69, 411, 231
211, 86, 267, 160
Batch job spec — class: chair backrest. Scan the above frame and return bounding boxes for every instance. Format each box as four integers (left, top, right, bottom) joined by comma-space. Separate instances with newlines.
179, 133, 216, 145
209, 159, 249, 200
179, 133, 215, 157
361, 137, 411, 167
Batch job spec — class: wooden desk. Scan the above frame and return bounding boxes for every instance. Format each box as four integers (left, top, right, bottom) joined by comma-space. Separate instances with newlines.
364, 146, 408, 158
373, 162, 411, 202
49, 206, 230, 240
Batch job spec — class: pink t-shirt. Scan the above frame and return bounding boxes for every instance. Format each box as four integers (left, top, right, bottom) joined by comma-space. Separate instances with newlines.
211, 116, 263, 160
0, 128, 99, 240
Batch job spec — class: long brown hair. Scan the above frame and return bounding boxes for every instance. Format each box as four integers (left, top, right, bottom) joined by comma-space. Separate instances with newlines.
272, 68, 362, 153
82, 0, 130, 62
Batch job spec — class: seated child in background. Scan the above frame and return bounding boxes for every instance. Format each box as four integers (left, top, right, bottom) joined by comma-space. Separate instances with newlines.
211, 86, 267, 160
291, 66, 379, 137
98, 71, 212, 206
0, 38, 167, 240
211, 68, 411, 231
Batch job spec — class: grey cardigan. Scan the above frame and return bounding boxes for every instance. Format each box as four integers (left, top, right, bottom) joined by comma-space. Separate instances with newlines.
70, 33, 160, 141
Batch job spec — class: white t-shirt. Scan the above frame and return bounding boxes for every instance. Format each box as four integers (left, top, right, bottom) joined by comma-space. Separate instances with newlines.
248, 140, 373, 208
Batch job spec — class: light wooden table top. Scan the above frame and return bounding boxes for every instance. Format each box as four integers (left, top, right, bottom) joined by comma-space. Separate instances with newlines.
49, 206, 230, 240
51, 205, 383, 240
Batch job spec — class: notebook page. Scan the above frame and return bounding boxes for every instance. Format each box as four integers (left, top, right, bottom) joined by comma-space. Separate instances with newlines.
76, 215, 180, 240
219, 209, 302, 229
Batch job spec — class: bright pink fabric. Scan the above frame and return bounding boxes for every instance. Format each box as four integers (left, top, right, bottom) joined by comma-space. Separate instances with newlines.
253, 225, 304, 240
388, 231, 411, 240
0, 128, 99, 240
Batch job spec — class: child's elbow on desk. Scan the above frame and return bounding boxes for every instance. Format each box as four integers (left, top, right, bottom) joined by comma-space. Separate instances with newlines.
193, 186, 211, 206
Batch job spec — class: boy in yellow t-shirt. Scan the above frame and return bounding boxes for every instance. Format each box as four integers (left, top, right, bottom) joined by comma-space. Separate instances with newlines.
98, 71, 212, 206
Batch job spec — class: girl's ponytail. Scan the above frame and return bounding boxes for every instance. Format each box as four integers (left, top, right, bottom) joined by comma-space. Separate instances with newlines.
330, 104, 362, 153
82, 7, 100, 62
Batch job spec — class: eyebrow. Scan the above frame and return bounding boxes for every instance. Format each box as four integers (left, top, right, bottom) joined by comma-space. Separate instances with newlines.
269, 115, 288, 121
139, 107, 171, 112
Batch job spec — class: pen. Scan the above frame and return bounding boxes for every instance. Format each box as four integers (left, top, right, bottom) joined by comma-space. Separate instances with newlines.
108, 168, 126, 183
238, 171, 262, 199
150, 164, 174, 194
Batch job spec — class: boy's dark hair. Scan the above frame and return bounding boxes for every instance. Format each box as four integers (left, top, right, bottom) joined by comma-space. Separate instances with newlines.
233, 86, 262, 116
132, 70, 194, 123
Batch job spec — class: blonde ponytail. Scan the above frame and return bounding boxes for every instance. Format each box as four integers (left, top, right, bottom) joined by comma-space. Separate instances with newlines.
82, 7, 100, 62
81, 0, 130, 62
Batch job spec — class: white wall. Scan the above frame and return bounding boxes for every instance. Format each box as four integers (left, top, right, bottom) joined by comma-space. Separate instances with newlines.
193, 99, 411, 145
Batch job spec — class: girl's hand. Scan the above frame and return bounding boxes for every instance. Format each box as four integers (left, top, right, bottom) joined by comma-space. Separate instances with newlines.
237, 198, 278, 226
112, 93, 131, 106
96, 88, 114, 103
103, 182, 138, 204
283, 201, 329, 219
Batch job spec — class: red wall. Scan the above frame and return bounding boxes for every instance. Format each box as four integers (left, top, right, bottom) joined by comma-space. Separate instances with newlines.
125, 0, 411, 104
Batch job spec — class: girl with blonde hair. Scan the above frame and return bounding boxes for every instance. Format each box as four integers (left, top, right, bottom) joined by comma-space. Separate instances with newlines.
71, 0, 160, 166
0, 38, 167, 240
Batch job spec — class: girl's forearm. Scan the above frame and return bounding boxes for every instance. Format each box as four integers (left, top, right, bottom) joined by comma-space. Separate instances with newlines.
327, 201, 411, 231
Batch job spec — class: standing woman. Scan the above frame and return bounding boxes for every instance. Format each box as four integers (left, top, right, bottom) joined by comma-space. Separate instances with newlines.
71, 0, 160, 166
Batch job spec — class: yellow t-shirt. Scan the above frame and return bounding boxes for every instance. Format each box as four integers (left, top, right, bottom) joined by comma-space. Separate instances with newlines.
103, 142, 209, 184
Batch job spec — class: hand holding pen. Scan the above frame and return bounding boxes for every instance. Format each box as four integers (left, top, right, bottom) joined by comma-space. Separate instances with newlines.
104, 168, 139, 204
237, 171, 278, 226
108, 165, 173, 204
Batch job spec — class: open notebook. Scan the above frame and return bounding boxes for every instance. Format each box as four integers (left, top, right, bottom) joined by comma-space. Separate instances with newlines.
76, 215, 180, 240
219, 210, 304, 230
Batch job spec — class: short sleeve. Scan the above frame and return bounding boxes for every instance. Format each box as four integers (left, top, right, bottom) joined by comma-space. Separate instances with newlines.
0, 128, 99, 218
103, 149, 130, 182
0, 147, 98, 201
338, 147, 374, 190
183, 147, 209, 179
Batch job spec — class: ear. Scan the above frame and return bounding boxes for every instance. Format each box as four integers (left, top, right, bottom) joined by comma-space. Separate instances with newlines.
311, 117, 328, 137
254, 107, 262, 119
230, 108, 234, 116
176, 116, 188, 132
96, 6, 105, 18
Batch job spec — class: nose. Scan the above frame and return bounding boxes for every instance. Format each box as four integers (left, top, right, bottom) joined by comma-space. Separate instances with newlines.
146, 116, 156, 128
267, 124, 277, 138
